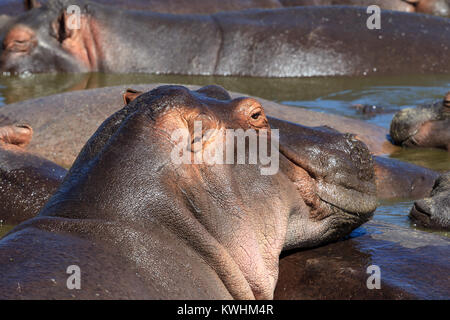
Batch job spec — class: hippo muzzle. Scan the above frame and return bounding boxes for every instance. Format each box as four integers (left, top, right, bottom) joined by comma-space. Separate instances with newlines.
390, 92, 450, 151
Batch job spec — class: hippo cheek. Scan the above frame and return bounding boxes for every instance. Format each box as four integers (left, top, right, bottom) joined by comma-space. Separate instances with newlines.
404, 119, 450, 151
410, 197, 450, 230
278, 135, 377, 250
390, 103, 444, 148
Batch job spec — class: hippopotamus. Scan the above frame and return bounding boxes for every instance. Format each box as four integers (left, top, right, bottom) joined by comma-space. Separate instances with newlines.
410, 171, 450, 230
0, 0, 283, 16
390, 92, 450, 151
0, 84, 438, 201
0, 85, 377, 299
0, 123, 66, 225
2, 1, 450, 76
275, 220, 450, 299
279, 0, 450, 16
4, 0, 448, 17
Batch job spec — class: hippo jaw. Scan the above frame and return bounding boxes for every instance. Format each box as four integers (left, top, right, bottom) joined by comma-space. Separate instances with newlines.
410, 172, 450, 230
274, 123, 377, 251
390, 93, 450, 151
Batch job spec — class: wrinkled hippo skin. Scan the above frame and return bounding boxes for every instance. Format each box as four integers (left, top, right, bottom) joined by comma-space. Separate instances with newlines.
410, 172, 450, 230
0, 84, 396, 168
1, 84, 436, 202
275, 220, 450, 299
0, 123, 66, 225
390, 92, 450, 151
2, 1, 450, 76
0, 85, 377, 299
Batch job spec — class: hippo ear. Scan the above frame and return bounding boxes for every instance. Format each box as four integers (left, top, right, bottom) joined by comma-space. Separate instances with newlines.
24, 0, 41, 10
0, 124, 33, 148
123, 89, 143, 105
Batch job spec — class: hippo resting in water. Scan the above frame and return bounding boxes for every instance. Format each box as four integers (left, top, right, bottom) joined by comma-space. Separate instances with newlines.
1, 1, 450, 77
390, 92, 450, 151
0, 123, 66, 225
0, 84, 438, 201
3, 0, 448, 17
410, 171, 450, 230
0, 85, 378, 299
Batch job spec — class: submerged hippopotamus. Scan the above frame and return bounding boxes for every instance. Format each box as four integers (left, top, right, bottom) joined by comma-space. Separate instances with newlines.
4, 0, 448, 17
275, 220, 450, 299
0, 123, 66, 225
410, 171, 450, 230
0, 0, 282, 16
0, 85, 377, 299
390, 92, 450, 151
2, 0, 450, 76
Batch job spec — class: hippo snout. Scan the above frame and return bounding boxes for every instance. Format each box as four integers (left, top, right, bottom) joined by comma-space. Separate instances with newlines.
277, 122, 377, 218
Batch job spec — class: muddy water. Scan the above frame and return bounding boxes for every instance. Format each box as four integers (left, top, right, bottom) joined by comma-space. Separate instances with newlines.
0, 72, 449, 239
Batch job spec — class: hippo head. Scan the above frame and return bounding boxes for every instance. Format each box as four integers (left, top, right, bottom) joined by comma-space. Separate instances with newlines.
41, 85, 376, 299
390, 92, 450, 151
410, 172, 450, 230
1, 0, 97, 74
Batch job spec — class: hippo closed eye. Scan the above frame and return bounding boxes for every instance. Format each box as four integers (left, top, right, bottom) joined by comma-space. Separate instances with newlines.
0, 85, 377, 299
390, 92, 450, 151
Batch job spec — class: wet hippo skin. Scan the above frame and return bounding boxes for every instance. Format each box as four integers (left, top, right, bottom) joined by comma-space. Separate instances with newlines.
0, 84, 397, 168
2, 1, 450, 76
410, 172, 450, 230
0, 84, 435, 201
3, 0, 447, 16
0, 123, 66, 225
0, 85, 377, 299
275, 220, 450, 299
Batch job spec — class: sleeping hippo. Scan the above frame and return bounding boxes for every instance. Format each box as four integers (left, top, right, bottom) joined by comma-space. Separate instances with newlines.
390, 92, 450, 151
0, 123, 66, 225
0, 85, 377, 299
410, 171, 450, 230
2, 0, 450, 76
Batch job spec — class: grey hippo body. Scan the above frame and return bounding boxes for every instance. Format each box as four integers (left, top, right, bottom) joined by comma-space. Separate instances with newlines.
0, 84, 437, 200
0, 123, 66, 225
1, 0, 450, 76
3, 0, 448, 16
0, 85, 377, 299
275, 220, 450, 299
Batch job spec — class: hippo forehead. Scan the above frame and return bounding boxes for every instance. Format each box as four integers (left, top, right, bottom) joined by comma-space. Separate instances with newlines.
125, 85, 267, 130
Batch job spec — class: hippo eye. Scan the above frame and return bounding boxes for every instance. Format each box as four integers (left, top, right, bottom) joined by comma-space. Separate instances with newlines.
251, 111, 261, 120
